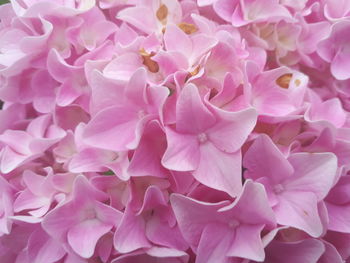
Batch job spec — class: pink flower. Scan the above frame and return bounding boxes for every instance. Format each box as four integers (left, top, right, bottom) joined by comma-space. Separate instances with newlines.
83, 68, 169, 151
171, 180, 276, 262
24, 226, 66, 263
244, 64, 308, 117
318, 21, 350, 80
13, 168, 58, 220
213, 0, 291, 27
305, 98, 347, 128
0, 115, 66, 173
162, 83, 257, 196
42, 176, 122, 258
1, 0, 350, 260
114, 185, 187, 253
244, 135, 338, 237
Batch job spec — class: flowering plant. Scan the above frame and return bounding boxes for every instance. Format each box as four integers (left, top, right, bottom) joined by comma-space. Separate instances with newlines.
0, 0, 350, 262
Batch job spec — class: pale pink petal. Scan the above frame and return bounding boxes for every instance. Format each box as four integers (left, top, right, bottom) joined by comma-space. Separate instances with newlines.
113, 207, 151, 253
67, 219, 112, 258
331, 49, 350, 80
162, 128, 200, 171
196, 224, 233, 263
27, 228, 66, 263
227, 224, 265, 261
176, 83, 216, 134
207, 107, 257, 153
125, 67, 148, 107
275, 191, 323, 237
243, 134, 293, 182
117, 6, 157, 34
83, 106, 139, 151
164, 24, 192, 57
194, 143, 242, 197
128, 121, 168, 178
287, 153, 338, 200
170, 194, 229, 249
220, 180, 276, 228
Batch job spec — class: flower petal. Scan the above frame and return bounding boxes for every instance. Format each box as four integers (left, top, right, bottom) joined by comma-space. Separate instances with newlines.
67, 219, 112, 258
162, 128, 200, 171
176, 83, 216, 134
193, 143, 242, 197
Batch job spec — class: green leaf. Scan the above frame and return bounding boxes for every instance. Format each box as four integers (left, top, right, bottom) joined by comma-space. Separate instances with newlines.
102, 170, 115, 176
0, 0, 9, 5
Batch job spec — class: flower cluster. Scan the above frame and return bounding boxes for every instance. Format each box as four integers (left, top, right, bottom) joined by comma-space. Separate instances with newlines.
0, 0, 350, 262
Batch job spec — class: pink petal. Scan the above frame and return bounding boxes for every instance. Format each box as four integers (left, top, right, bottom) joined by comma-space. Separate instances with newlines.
67, 219, 112, 258
103, 53, 142, 81
14, 190, 49, 213
319, 240, 344, 263
128, 121, 168, 178
89, 70, 125, 114
207, 107, 257, 153
287, 153, 338, 200
125, 68, 148, 107
162, 128, 200, 171
228, 224, 265, 261
117, 6, 157, 34
194, 143, 242, 197
83, 106, 139, 151
42, 204, 81, 241
331, 48, 350, 80
27, 228, 66, 263
220, 180, 276, 228
265, 239, 325, 263
113, 207, 151, 253
0, 147, 33, 174
170, 193, 229, 249
146, 214, 188, 251
243, 134, 294, 182
196, 224, 233, 263
326, 202, 350, 233
176, 83, 216, 134
275, 191, 323, 237
164, 24, 192, 57
94, 201, 123, 227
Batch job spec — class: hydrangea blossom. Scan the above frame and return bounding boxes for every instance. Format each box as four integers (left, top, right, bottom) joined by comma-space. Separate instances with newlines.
0, 0, 350, 262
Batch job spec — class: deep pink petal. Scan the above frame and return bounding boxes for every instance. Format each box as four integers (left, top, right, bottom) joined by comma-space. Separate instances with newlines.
264, 239, 325, 263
